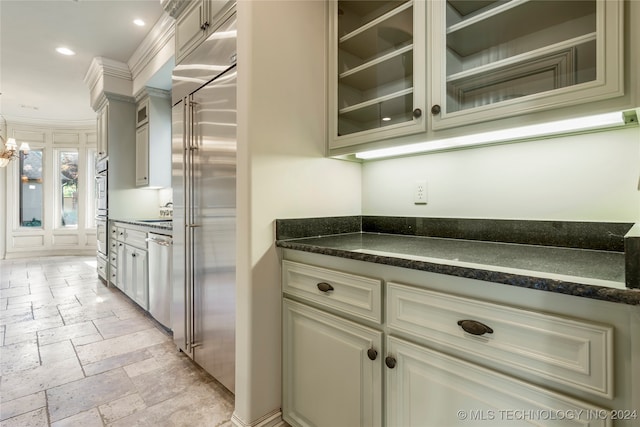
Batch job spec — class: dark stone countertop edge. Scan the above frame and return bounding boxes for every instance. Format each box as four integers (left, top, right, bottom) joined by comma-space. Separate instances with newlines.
276, 239, 640, 306
111, 219, 173, 232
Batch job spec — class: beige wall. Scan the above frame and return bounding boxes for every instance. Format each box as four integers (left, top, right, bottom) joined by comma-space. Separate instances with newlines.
0, 116, 7, 259
235, 1, 361, 424
362, 126, 640, 222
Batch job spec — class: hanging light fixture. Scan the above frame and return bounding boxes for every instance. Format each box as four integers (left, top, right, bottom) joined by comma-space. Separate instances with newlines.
0, 135, 30, 167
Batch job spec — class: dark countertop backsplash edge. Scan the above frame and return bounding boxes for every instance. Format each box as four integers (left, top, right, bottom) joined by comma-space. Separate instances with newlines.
276, 216, 633, 252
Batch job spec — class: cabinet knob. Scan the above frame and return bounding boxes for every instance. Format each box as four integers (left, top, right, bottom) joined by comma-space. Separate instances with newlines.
132, 253, 137, 258
431, 104, 441, 115
457, 319, 494, 336
367, 348, 378, 361
385, 356, 397, 369
413, 108, 422, 118
316, 282, 334, 293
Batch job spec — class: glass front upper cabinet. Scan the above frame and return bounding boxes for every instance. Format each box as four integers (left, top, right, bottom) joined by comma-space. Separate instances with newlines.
430, 0, 624, 129
329, 0, 426, 150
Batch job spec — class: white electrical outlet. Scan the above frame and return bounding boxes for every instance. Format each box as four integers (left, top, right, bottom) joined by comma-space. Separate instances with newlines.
414, 180, 427, 204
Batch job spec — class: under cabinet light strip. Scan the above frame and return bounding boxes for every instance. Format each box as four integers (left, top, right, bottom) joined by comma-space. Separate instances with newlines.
355, 111, 628, 160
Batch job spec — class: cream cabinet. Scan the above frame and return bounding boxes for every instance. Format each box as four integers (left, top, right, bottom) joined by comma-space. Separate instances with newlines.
283, 299, 383, 427
175, 0, 235, 64
282, 260, 384, 427
429, 0, 624, 130
328, 0, 426, 150
385, 336, 609, 427
281, 251, 639, 426
384, 281, 613, 426
135, 125, 149, 186
109, 237, 118, 286
328, 0, 634, 154
135, 89, 171, 189
96, 104, 108, 159
97, 96, 137, 216
111, 222, 149, 310
123, 243, 148, 310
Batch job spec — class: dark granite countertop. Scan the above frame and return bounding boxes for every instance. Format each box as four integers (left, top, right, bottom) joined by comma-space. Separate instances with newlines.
275, 216, 640, 306
111, 219, 173, 233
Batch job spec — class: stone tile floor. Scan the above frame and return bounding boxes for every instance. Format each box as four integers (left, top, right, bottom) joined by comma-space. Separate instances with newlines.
0, 256, 234, 426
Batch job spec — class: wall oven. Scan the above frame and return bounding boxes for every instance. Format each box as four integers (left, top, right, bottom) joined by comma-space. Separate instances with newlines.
95, 157, 108, 281
96, 158, 108, 217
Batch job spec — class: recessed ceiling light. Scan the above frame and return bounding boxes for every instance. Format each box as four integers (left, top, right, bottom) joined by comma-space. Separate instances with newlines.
133, 19, 145, 26
56, 47, 76, 56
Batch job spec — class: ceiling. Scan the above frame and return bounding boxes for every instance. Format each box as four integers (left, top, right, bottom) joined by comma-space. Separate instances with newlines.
0, 0, 169, 125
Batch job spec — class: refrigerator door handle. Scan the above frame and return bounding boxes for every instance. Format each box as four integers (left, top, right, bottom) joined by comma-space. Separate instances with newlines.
182, 98, 193, 353
189, 224, 198, 349
186, 97, 198, 353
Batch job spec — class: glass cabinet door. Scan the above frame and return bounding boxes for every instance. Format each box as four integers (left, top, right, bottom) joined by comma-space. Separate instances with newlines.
431, 0, 623, 129
329, 0, 426, 150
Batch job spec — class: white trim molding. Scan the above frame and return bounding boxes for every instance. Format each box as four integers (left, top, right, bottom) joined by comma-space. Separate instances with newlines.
84, 57, 134, 111
160, 0, 191, 18
128, 13, 175, 82
231, 410, 286, 427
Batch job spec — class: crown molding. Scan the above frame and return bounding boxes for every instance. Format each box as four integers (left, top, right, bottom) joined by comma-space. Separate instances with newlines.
94, 92, 136, 111
128, 13, 176, 82
135, 86, 172, 102
161, 0, 192, 19
3, 116, 95, 129
84, 57, 132, 90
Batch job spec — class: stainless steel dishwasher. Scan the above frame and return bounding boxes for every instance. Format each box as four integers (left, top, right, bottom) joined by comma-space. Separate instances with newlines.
147, 233, 172, 329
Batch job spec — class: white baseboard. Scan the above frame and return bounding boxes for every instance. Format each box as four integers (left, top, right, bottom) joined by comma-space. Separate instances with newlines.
3, 250, 96, 260
231, 409, 287, 427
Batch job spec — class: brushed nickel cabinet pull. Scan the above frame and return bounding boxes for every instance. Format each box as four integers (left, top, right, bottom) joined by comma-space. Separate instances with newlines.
317, 282, 334, 293
458, 319, 494, 336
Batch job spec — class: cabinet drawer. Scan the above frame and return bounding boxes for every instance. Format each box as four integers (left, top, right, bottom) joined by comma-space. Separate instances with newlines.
387, 282, 613, 399
97, 255, 107, 279
123, 229, 147, 249
283, 260, 382, 324
113, 226, 125, 241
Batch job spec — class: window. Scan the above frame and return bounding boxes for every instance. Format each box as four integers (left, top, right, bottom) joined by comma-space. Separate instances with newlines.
19, 149, 44, 228
59, 150, 79, 227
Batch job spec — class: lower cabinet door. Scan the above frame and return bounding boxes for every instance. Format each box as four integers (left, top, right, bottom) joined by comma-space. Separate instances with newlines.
115, 242, 125, 290
385, 336, 610, 427
283, 299, 383, 427
132, 248, 148, 310
124, 244, 135, 297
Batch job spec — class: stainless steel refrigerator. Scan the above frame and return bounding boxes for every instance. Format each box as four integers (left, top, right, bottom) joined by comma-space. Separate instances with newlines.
171, 7, 236, 393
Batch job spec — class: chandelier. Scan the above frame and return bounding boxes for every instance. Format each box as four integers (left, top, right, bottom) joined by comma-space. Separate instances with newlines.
0, 135, 30, 167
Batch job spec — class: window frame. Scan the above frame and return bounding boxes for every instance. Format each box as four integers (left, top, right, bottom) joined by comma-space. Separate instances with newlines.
54, 148, 80, 229
17, 146, 45, 230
